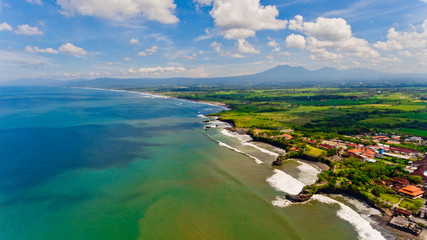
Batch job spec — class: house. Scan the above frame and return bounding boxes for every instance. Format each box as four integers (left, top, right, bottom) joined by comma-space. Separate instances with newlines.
384, 177, 410, 191
319, 144, 335, 149
398, 185, 425, 199
390, 146, 418, 155
406, 136, 423, 144
281, 134, 293, 139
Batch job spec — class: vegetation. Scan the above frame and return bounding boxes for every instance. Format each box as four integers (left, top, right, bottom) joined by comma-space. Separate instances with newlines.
144, 87, 427, 136
135, 86, 427, 212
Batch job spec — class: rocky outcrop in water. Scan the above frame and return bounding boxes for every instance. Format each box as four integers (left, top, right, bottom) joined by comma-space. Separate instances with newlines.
272, 154, 286, 166
286, 192, 313, 202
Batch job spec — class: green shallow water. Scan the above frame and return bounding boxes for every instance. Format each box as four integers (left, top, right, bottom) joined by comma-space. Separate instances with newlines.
0, 87, 388, 240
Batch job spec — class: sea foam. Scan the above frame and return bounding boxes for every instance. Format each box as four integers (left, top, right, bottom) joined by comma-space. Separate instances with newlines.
296, 161, 321, 185
311, 195, 385, 240
218, 142, 263, 164
242, 142, 279, 156
266, 169, 305, 195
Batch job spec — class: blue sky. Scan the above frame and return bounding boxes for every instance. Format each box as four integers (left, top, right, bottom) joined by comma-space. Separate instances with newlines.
0, 0, 426, 81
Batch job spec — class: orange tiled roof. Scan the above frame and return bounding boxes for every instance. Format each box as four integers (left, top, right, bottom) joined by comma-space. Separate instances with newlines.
398, 185, 425, 197
281, 134, 293, 139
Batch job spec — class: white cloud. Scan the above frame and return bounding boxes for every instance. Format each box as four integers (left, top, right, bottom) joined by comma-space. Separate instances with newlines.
123, 57, 132, 61
0, 22, 12, 31
278, 51, 291, 56
267, 39, 281, 52
237, 39, 259, 54
309, 48, 342, 60
266, 55, 274, 61
286, 34, 306, 49
138, 45, 158, 56
211, 41, 245, 58
182, 53, 197, 60
290, 15, 352, 41
207, 0, 287, 39
398, 50, 413, 57
26, 0, 42, 5
14, 24, 43, 35
129, 66, 186, 74
374, 19, 427, 56
286, 15, 379, 60
130, 38, 139, 44
25, 46, 58, 54
57, 0, 179, 24
58, 43, 87, 56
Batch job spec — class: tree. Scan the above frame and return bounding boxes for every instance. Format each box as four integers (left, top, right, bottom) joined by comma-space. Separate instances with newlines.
407, 175, 423, 185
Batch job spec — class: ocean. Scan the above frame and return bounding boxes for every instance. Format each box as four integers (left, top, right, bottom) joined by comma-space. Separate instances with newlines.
0, 87, 391, 239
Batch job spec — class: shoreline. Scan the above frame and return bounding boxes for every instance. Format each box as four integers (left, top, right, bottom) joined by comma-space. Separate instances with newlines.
206, 116, 415, 240
76, 87, 231, 109
79, 87, 411, 239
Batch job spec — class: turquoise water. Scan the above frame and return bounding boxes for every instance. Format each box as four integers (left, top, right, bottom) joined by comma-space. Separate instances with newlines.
0, 87, 390, 239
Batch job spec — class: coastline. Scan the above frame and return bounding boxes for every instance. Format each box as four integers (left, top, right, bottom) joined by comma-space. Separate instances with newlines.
79, 87, 408, 239
75, 87, 231, 109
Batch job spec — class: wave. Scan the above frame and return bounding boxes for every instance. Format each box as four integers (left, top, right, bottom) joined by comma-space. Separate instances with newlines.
218, 142, 263, 164
220, 129, 252, 142
219, 128, 278, 156
266, 169, 305, 195
271, 197, 293, 208
242, 142, 279, 156
311, 195, 385, 240
267, 168, 385, 240
296, 161, 321, 185
78, 87, 170, 99
203, 103, 385, 240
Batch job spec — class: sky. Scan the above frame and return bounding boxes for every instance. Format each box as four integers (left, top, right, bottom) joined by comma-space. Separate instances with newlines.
0, 0, 426, 82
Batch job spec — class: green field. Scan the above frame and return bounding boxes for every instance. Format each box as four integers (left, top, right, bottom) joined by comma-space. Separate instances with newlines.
399, 129, 427, 138
380, 194, 401, 204
306, 145, 326, 157
399, 198, 424, 211
150, 87, 427, 137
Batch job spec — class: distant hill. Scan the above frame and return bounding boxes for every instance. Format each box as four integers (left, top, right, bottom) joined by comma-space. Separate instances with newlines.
4, 65, 427, 88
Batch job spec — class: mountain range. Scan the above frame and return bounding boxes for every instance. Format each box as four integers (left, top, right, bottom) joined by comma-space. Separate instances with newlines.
3, 65, 427, 88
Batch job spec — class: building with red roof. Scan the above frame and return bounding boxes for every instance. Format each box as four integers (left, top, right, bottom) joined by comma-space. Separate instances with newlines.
398, 185, 425, 199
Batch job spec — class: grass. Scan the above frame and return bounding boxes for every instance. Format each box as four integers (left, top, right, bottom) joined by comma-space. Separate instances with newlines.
399, 198, 424, 211
399, 129, 427, 138
306, 145, 326, 157
153, 87, 427, 137
380, 194, 401, 204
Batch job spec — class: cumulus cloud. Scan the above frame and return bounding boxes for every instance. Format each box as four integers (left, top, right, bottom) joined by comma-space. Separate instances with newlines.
129, 66, 186, 74
211, 41, 244, 58
138, 45, 158, 56
0, 22, 12, 31
237, 39, 259, 54
374, 19, 427, 56
26, 0, 42, 5
129, 38, 139, 44
14, 24, 43, 35
123, 57, 132, 61
182, 53, 198, 60
57, 0, 179, 24
59, 43, 87, 56
206, 0, 287, 39
25, 46, 58, 54
267, 38, 281, 52
286, 34, 306, 49
286, 15, 379, 60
